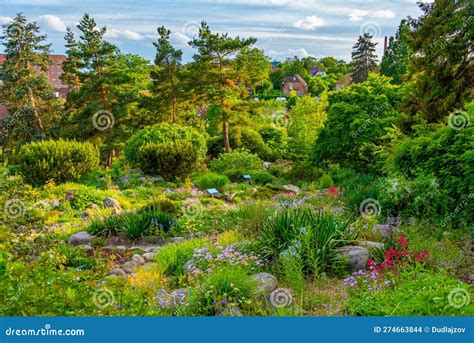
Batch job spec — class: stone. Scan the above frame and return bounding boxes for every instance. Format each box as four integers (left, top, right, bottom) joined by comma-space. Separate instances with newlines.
251, 272, 278, 295
103, 197, 122, 215
168, 237, 185, 244
120, 175, 131, 184
263, 161, 273, 169
226, 192, 238, 202
357, 240, 384, 250
122, 261, 137, 274
282, 184, 300, 193
337, 246, 369, 273
194, 231, 206, 238
86, 203, 100, 210
68, 231, 95, 246
131, 254, 145, 265
78, 211, 89, 219
109, 268, 127, 279
142, 252, 156, 262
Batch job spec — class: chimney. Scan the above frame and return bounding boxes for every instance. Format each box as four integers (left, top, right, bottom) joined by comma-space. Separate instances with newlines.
383, 36, 388, 55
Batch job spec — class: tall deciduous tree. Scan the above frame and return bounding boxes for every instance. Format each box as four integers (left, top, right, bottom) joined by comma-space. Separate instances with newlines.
403, 0, 474, 123
190, 21, 256, 152
235, 47, 271, 94
151, 26, 184, 123
0, 13, 61, 149
351, 33, 378, 83
380, 20, 413, 85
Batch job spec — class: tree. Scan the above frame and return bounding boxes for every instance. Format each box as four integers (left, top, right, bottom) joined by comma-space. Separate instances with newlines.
61, 28, 82, 91
403, 0, 474, 123
189, 21, 256, 152
235, 47, 271, 94
380, 20, 413, 85
151, 26, 184, 123
350, 33, 378, 83
0, 13, 62, 150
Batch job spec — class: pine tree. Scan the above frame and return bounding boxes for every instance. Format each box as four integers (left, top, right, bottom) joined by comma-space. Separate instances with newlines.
151, 26, 184, 123
350, 33, 378, 83
190, 21, 256, 152
403, 0, 473, 123
61, 28, 82, 91
0, 13, 61, 149
380, 20, 413, 85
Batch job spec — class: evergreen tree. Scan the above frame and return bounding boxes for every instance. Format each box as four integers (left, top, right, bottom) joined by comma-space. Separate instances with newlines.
380, 20, 413, 85
403, 0, 473, 123
0, 13, 61, 150
151, 26, 184, 123
350, 33, 378, 83
61, 28, 82, 91
190, 21, 256, 152
235, 47, 271, 94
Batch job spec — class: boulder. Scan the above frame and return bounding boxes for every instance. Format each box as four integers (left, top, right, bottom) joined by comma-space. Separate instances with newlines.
357, 240, 384, 250
109, 268, 127, 279
122, 261, 137, 274
194, 231, 206, 238
183, 260, 194, 274
131, 254, 145, 265
251, 272, 278, 295
104, 197, 122, 215
282, 184, 300, 193
142, 252, 156, 262
68, 231, 95, 246
337, 246, 369, 273
168, 237, 185, 244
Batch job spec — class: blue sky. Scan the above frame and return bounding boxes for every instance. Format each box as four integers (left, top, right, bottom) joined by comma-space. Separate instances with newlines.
0, 0, 428, 63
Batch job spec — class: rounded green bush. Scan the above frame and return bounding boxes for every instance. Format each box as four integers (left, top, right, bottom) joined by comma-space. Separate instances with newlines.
15, 139, 99, 185
210, 149, 263, 175
252, 170, 275, 185
195, 172, 229, 191
125, 123, 207, 165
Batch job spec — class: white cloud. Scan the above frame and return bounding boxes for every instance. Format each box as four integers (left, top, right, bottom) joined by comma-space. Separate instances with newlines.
348, 9, 369, 22
293, 15, 325, 30
0, 16, 13, 25
171, 32, 191, 45
371, 10, 396, 18
105, 29, 144, 41
38, 15, 67, 32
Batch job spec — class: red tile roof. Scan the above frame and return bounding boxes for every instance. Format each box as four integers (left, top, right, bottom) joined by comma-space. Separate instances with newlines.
283, 74, 307, 87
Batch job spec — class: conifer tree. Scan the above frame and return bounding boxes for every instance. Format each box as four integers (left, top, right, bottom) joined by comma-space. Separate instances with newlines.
350, 33, 378, 83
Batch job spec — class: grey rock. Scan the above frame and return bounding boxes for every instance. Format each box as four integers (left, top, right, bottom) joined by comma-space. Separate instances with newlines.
142, 252, 156, 262
194, 231, 206, 238
184, 234, 194, 240
120, 175, 131, 184
183, 260, 194, 274
282, 184, 300, 193
68, 231, 95, 246
104, 197, 122, 215
337, 246, 369, 273
168, 237, 185, 244
86, 203, 100, 210
122, 261, 137, 274
263, 161, 273, 169
251, 272, 278, 295
131, 254, 145, 265
109, 268, 127, 279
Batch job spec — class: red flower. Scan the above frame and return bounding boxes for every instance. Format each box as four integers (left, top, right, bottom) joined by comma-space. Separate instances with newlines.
328, 186, 338, 198
398, 236, 408, 248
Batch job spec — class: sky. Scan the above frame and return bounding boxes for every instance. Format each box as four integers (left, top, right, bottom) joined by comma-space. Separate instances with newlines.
0, 0, 429, 63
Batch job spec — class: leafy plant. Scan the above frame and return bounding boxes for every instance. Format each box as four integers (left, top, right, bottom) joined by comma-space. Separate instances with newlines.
194, 172, 229, 191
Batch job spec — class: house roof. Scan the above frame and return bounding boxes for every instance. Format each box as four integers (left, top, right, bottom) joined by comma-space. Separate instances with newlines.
283, 74, 307, 86
310, 66, 325, 76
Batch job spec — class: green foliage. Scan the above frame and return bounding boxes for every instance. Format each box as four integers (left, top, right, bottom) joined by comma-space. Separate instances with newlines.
194, 172, 229, 191
258, 208, 356, 274
210, 149, 263, 176
347, 267, 473, 316
251, 171, 275, 185
318, 174, 334, 188
185, 266, 258, 316
137, 140, 199, 179
125, 123, 206, 165
15, 139, 100, 185
350, 33, 378, 83
141, 198, 180, 216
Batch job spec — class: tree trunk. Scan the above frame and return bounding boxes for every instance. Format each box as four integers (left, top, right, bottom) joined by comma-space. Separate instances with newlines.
29, 89, 45, 138
221, 98, 230, 153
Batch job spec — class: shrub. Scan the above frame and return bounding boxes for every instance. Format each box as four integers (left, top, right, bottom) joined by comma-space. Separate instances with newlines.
141, 198, 180, 216
137, 140, 199, 179
238, 127, 272, 160
259, 125, 288, 159
15, 139, 99, 185
194, 172, 229, 191
210, 149, 263, 176
258, 208, 356, 275
252, 171, 275, 185
287, 161, 323, 181
318, 174, 334, 188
